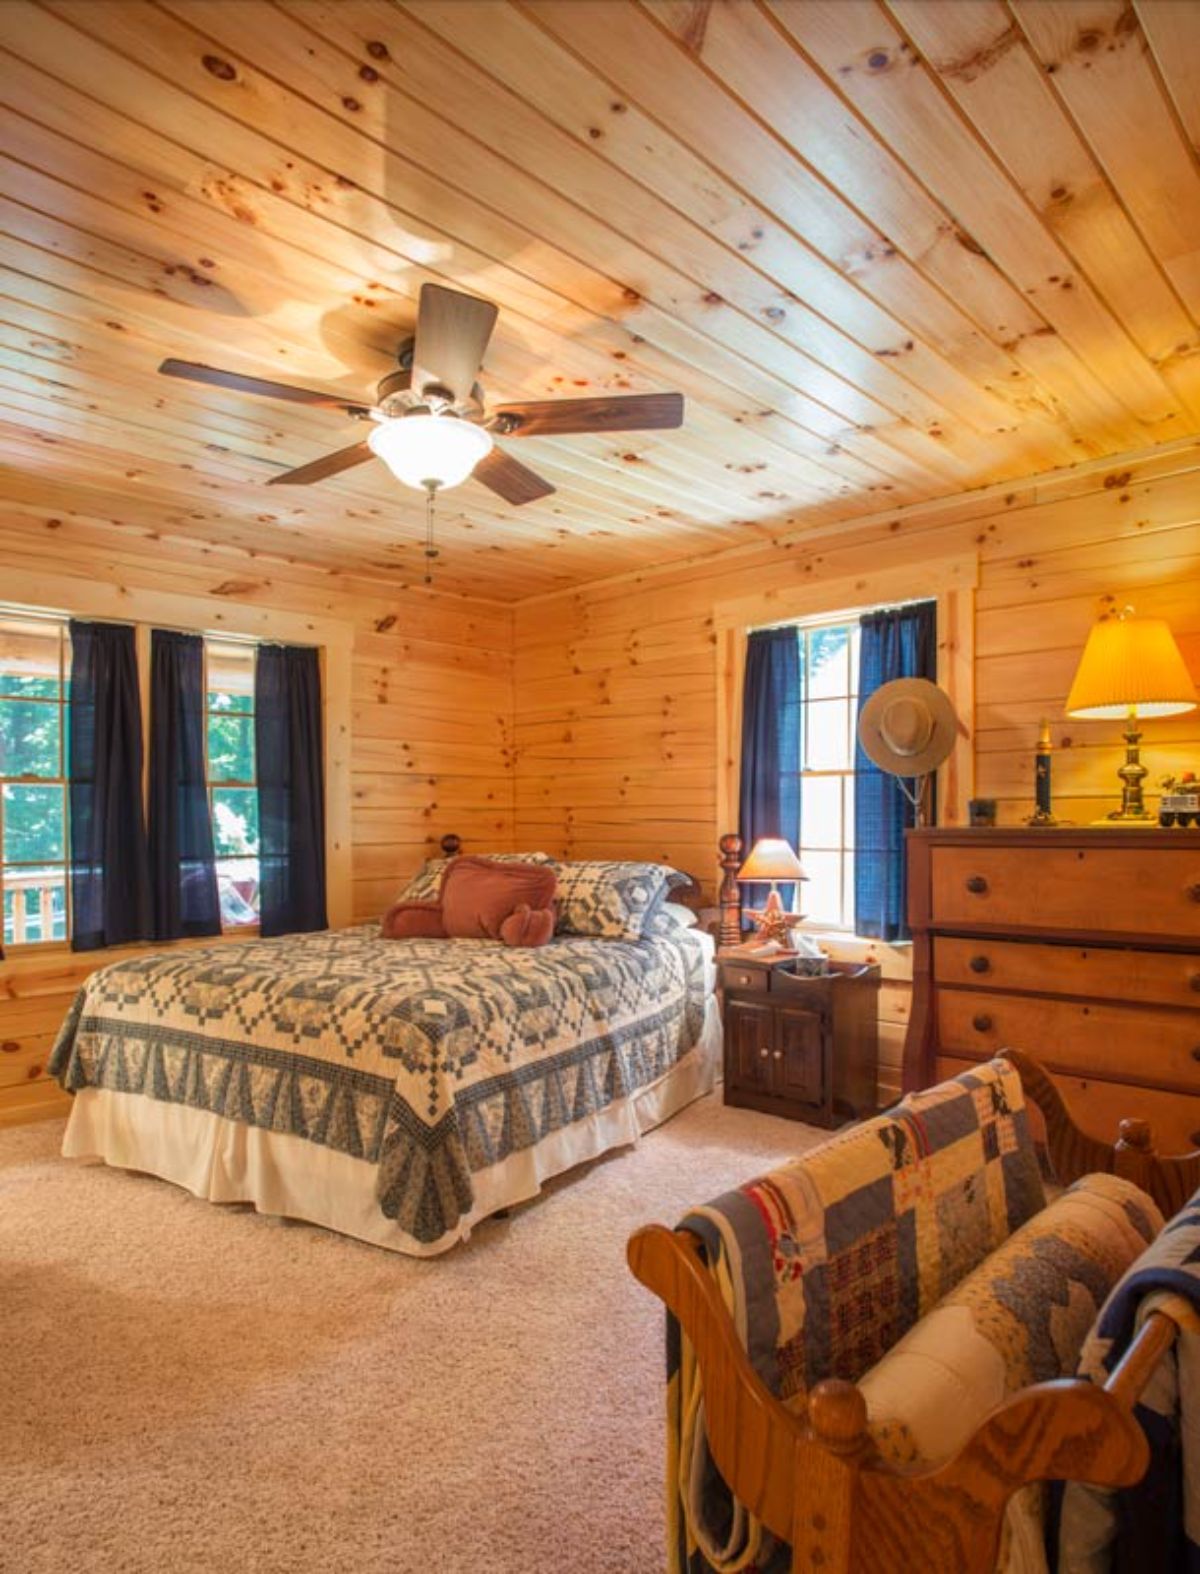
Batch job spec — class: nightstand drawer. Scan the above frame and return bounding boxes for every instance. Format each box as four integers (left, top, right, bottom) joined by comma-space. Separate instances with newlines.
719, 960, 771, 993
937, 988, 1200, 1090
933, 936, 1200, 1008
931, 846, 1200, 940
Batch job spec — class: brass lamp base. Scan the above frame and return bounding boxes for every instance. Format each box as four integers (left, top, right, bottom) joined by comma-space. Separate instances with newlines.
1095, 706, 1155, 826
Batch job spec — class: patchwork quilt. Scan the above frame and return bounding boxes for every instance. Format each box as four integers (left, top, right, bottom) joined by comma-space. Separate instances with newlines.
49, 925, 708, 1247
668, 1059, 1048, 1573
1059, 1187, 1200, 1574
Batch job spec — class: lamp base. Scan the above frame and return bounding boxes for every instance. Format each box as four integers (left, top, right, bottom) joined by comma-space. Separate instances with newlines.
1090, 812, 1159, 827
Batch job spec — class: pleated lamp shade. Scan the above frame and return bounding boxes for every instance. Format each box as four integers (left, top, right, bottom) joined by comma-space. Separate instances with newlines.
1066, 617, 1197, 720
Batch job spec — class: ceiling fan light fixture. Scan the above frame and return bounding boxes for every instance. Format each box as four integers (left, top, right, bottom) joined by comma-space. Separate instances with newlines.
367, 411, 493, 491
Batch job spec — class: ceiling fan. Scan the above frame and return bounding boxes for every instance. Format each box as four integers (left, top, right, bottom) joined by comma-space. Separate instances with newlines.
158, 283, 685, 508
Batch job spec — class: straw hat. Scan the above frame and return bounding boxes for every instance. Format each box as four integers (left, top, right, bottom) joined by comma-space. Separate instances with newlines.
857, 677, 958, 777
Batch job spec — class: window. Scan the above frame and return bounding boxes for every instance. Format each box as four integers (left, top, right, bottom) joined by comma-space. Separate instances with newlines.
795, 618, 860, 931
205, 640, 260, 930
0, 616, 70, 946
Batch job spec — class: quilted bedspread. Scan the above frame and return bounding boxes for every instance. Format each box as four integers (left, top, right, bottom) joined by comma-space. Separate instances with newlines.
49, 925, 708, 1246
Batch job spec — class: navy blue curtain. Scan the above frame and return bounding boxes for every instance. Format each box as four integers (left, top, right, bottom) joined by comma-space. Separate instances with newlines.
738, 627, 801, 912
68, 621, 151, 951
256, 644, 326, 937
854, 601, 937, 942
149, 630, 221, 941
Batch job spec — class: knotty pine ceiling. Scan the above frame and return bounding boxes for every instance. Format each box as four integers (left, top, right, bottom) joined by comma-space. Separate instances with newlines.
2, 0, 1200, 601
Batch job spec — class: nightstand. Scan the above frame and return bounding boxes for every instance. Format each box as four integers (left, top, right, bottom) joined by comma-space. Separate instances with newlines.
717, 954, 880, 1128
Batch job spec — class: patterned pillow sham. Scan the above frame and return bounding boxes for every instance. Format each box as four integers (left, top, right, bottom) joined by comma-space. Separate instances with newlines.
553, 859, 691, 941
397, 851, 554, 904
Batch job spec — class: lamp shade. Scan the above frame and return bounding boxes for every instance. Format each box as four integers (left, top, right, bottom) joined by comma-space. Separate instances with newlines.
1065, 616, 1198, 720
367, 413, 493, 491
737, 837, 807, 883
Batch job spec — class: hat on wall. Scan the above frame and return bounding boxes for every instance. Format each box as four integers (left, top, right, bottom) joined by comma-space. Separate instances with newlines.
857, 677, 958, 778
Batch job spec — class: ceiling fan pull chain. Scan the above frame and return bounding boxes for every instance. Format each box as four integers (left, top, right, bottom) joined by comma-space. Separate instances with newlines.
424, 484, 439, 586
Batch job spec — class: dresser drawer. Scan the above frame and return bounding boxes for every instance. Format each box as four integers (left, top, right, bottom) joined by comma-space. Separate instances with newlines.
934, 936, 1200, 1008
937, 1055, 1200, 1152
938, 988, 1200, 1089
930, 846, 1200, 939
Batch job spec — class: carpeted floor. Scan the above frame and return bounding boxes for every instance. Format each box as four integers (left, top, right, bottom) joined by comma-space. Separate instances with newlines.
2, 1093, 822, 1574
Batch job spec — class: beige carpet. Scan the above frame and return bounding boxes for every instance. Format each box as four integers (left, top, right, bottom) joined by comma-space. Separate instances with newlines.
1, 1093, 822, 1574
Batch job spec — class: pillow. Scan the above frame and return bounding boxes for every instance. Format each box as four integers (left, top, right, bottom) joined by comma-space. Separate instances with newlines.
553, 859, 690, 941
498, 903, 555, 948
379, 900, 447, 940
648, 899, 699, 933
397, 850, 553, 903
440, 856, 558, 941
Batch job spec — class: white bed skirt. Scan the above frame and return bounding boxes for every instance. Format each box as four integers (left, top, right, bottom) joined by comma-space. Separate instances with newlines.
60, 995, 723, 1256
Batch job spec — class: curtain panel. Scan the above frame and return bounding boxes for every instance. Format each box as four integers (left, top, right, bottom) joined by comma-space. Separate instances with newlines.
148, 629, 221, 941
68, 620, 152, 951
853, 601, 937, 943
738, 626, 802, 910
255, 644, 327, 937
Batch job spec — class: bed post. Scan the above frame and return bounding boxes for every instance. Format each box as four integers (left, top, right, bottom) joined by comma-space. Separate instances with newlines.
718, 833, 743, 949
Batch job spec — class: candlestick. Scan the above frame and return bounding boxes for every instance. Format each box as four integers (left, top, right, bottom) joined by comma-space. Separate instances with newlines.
1027, 718, 1058, 826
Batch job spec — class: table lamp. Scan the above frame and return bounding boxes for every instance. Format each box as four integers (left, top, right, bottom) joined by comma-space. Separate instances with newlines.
737, 836, 808, 947
1065, 612, 1198, 824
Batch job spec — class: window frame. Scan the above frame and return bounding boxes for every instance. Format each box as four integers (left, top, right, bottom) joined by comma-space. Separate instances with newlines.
0, 614, 71, 951
715, 555, 977, 949
202, 637, 262, 935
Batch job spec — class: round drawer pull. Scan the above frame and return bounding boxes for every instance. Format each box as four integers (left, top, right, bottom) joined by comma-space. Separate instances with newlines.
1190, 973, 1200, 994
965, 875, 989, 895
972, 1013, 993, 1033
759, 1046, 770, 1059
1191, 1046, 1200, 1063
1188, 882, 1200, 904
968, 954, 991, 974
1191, 1131, 1200, 1149
773, 1049, 783, 1061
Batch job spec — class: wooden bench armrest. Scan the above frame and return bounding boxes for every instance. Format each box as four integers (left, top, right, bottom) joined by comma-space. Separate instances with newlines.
1000, 1047, 1200, 1216
631, 1219, 1174, 1573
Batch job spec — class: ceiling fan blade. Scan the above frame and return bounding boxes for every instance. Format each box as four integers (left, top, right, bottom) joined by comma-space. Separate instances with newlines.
492, 391, 684, 438
159, 359, 371, 416
266, 440, 375, 487
411, 284, 499, 406
472, 445, 556, 506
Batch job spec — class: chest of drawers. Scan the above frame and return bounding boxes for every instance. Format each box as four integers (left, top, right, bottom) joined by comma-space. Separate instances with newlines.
903, 829, 1200, 1152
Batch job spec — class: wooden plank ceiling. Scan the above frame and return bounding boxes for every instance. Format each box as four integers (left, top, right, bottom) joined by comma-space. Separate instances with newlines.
2, 0, 1199, 602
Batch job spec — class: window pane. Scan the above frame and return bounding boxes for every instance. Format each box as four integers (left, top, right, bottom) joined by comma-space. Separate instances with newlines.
216, 857, 260, 927
0, 619, 61, 701
207, 713, 255, 782
807, 625, 850, 700
0, 699, 61, 778
212, 787, 259, 857
3, 784, 65, 863
804, 698, 851, 771
3, 868, 67, 944
800, 775, 842, 850
207, 641, 255, 714
798, 849, 840, 926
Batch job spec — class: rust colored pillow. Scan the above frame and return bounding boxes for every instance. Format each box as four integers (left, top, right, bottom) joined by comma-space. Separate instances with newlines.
379, 899, 447, 940
498, 903, 556, 949
441, 856, 558, 941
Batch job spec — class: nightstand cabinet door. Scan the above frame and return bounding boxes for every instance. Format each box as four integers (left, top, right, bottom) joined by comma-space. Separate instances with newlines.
774, 1004, 825, 1107
725, 998, 775, 1096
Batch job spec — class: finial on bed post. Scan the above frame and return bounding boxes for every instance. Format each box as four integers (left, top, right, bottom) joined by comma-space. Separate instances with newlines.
440, 833, 462, 859
718, 833, 743, 949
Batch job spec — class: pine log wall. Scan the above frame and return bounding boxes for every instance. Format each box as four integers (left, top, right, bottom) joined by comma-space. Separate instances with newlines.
513, 440, 1200, 1105
0, 510, 514, 1126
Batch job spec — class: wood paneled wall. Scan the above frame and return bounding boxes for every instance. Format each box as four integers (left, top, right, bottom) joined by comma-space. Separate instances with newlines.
0, 499, 514, 1125
513, 437, 1200, 1102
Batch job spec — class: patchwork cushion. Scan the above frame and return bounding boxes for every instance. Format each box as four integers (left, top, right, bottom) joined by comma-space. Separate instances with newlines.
554, 859, 690, 941
397, 851, 553, 904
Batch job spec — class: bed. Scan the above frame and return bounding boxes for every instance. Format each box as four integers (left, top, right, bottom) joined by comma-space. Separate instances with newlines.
48, 850, 720, 1255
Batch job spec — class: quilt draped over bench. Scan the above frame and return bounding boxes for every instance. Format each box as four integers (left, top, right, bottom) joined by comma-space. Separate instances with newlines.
666, 1059, 1160, 1574
49, 925, 708, 1247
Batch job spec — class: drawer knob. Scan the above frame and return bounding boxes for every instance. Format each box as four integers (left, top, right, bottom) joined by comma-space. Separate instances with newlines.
1191, 973, 1200, 994
1191, 1047, 1200, 1063
1192, 1131, 1200, 1150
968, 954, 991, 974
1188, 883, 1200, 904
773, 1049, 783, 1060
759, 1046, 770, 1059
965, 875, 989, 895
972, 1013, 993, 1033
